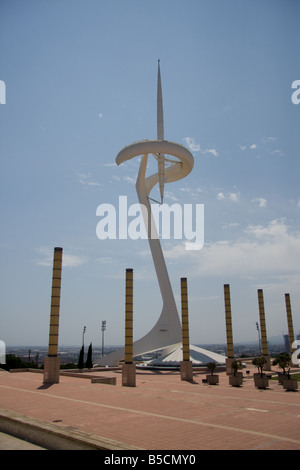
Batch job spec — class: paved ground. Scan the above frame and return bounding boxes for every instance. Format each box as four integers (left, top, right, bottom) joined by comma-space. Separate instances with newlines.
0, 365, 299, 450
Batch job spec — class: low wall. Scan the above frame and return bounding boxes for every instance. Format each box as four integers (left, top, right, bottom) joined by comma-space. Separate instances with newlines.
0, 408, 142, 450
9, 368, 117, 384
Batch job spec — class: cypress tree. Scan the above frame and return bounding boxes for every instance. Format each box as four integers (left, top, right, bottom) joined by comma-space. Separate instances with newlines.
78, 346, 84, 369
86, 342, 93, 369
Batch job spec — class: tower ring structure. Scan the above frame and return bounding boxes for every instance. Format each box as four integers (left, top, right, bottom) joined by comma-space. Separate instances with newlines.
116, 140, 194, 186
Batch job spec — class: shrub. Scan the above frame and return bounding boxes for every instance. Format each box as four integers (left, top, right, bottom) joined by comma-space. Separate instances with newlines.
206, 361, 217, 375
272, 352, 291, 379
231, 359, 242, 376
252, 356, 267, 377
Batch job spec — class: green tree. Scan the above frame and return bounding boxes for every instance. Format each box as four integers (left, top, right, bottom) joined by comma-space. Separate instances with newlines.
252, 356, 267, 377
78, 346, 84, 369
3, 354, 39, 371
272, 352, 291, 379
206, 361, 216, 375
86, 343, 93, 369
231, 359, 242, 377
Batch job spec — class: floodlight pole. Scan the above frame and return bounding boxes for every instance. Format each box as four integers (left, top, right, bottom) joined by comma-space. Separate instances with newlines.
82, 325, 86, 348
101, 321, 106, 357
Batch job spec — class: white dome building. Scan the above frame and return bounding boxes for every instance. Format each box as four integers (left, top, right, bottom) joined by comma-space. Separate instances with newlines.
141, 344, 226, 368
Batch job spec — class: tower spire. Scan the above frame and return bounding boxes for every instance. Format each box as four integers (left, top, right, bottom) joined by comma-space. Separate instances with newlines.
157, 60, 165, 203
157, 59, 164, 140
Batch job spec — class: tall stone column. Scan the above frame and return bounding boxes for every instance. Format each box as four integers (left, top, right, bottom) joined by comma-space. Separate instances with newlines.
224, 284, 234, 375
122, 268, 136, 386
180, 277, 193, 381
285, 293, 295, 355
257, 289, 271, 369
43, 247, 63, 384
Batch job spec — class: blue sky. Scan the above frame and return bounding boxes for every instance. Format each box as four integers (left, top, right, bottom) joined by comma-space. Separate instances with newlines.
0, 0, 300, 349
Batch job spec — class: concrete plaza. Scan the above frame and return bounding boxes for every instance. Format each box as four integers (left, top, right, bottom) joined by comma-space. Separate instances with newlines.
0, 364, 299, 450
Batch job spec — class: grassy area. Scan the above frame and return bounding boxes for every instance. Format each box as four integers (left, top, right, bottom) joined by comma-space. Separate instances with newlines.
270, 373, 300, 381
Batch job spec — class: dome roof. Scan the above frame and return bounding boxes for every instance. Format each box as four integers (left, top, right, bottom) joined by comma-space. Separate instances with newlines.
144, 344, 226, 366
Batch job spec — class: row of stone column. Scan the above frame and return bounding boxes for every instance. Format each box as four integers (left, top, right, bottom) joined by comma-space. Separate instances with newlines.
43, 247, 297, 385
224, 283, 296, 374
42, 249, 192, 386
121, 269, 193, 386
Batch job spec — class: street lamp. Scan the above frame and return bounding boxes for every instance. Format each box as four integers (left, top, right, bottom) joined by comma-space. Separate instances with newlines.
101, 321, 106, 357
82, 325, 86, 348
256, 322, 261, 356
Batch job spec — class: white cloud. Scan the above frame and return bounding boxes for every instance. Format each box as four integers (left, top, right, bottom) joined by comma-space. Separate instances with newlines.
179, 187, 192, 193
222, 222, 240, 229
217, 191, 240, 202
163, 219, 300, 280
36, 248, 86, 268
270, 149, 284, 157
261, 137, 276, 143
229, 192, 240, 202
203, 148, 219, 157
102, 162, 117, 167
183, 137, 218, 157
123, 175, 135, 184
98, 113, 103, 118
238, 143, 259, 151
79, 173, 101, 187
164, 191, 179, 202
245, 218, 288, 239
62, 254, 87, 268
182, 137, 201, 153
251, 197, 267, 208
